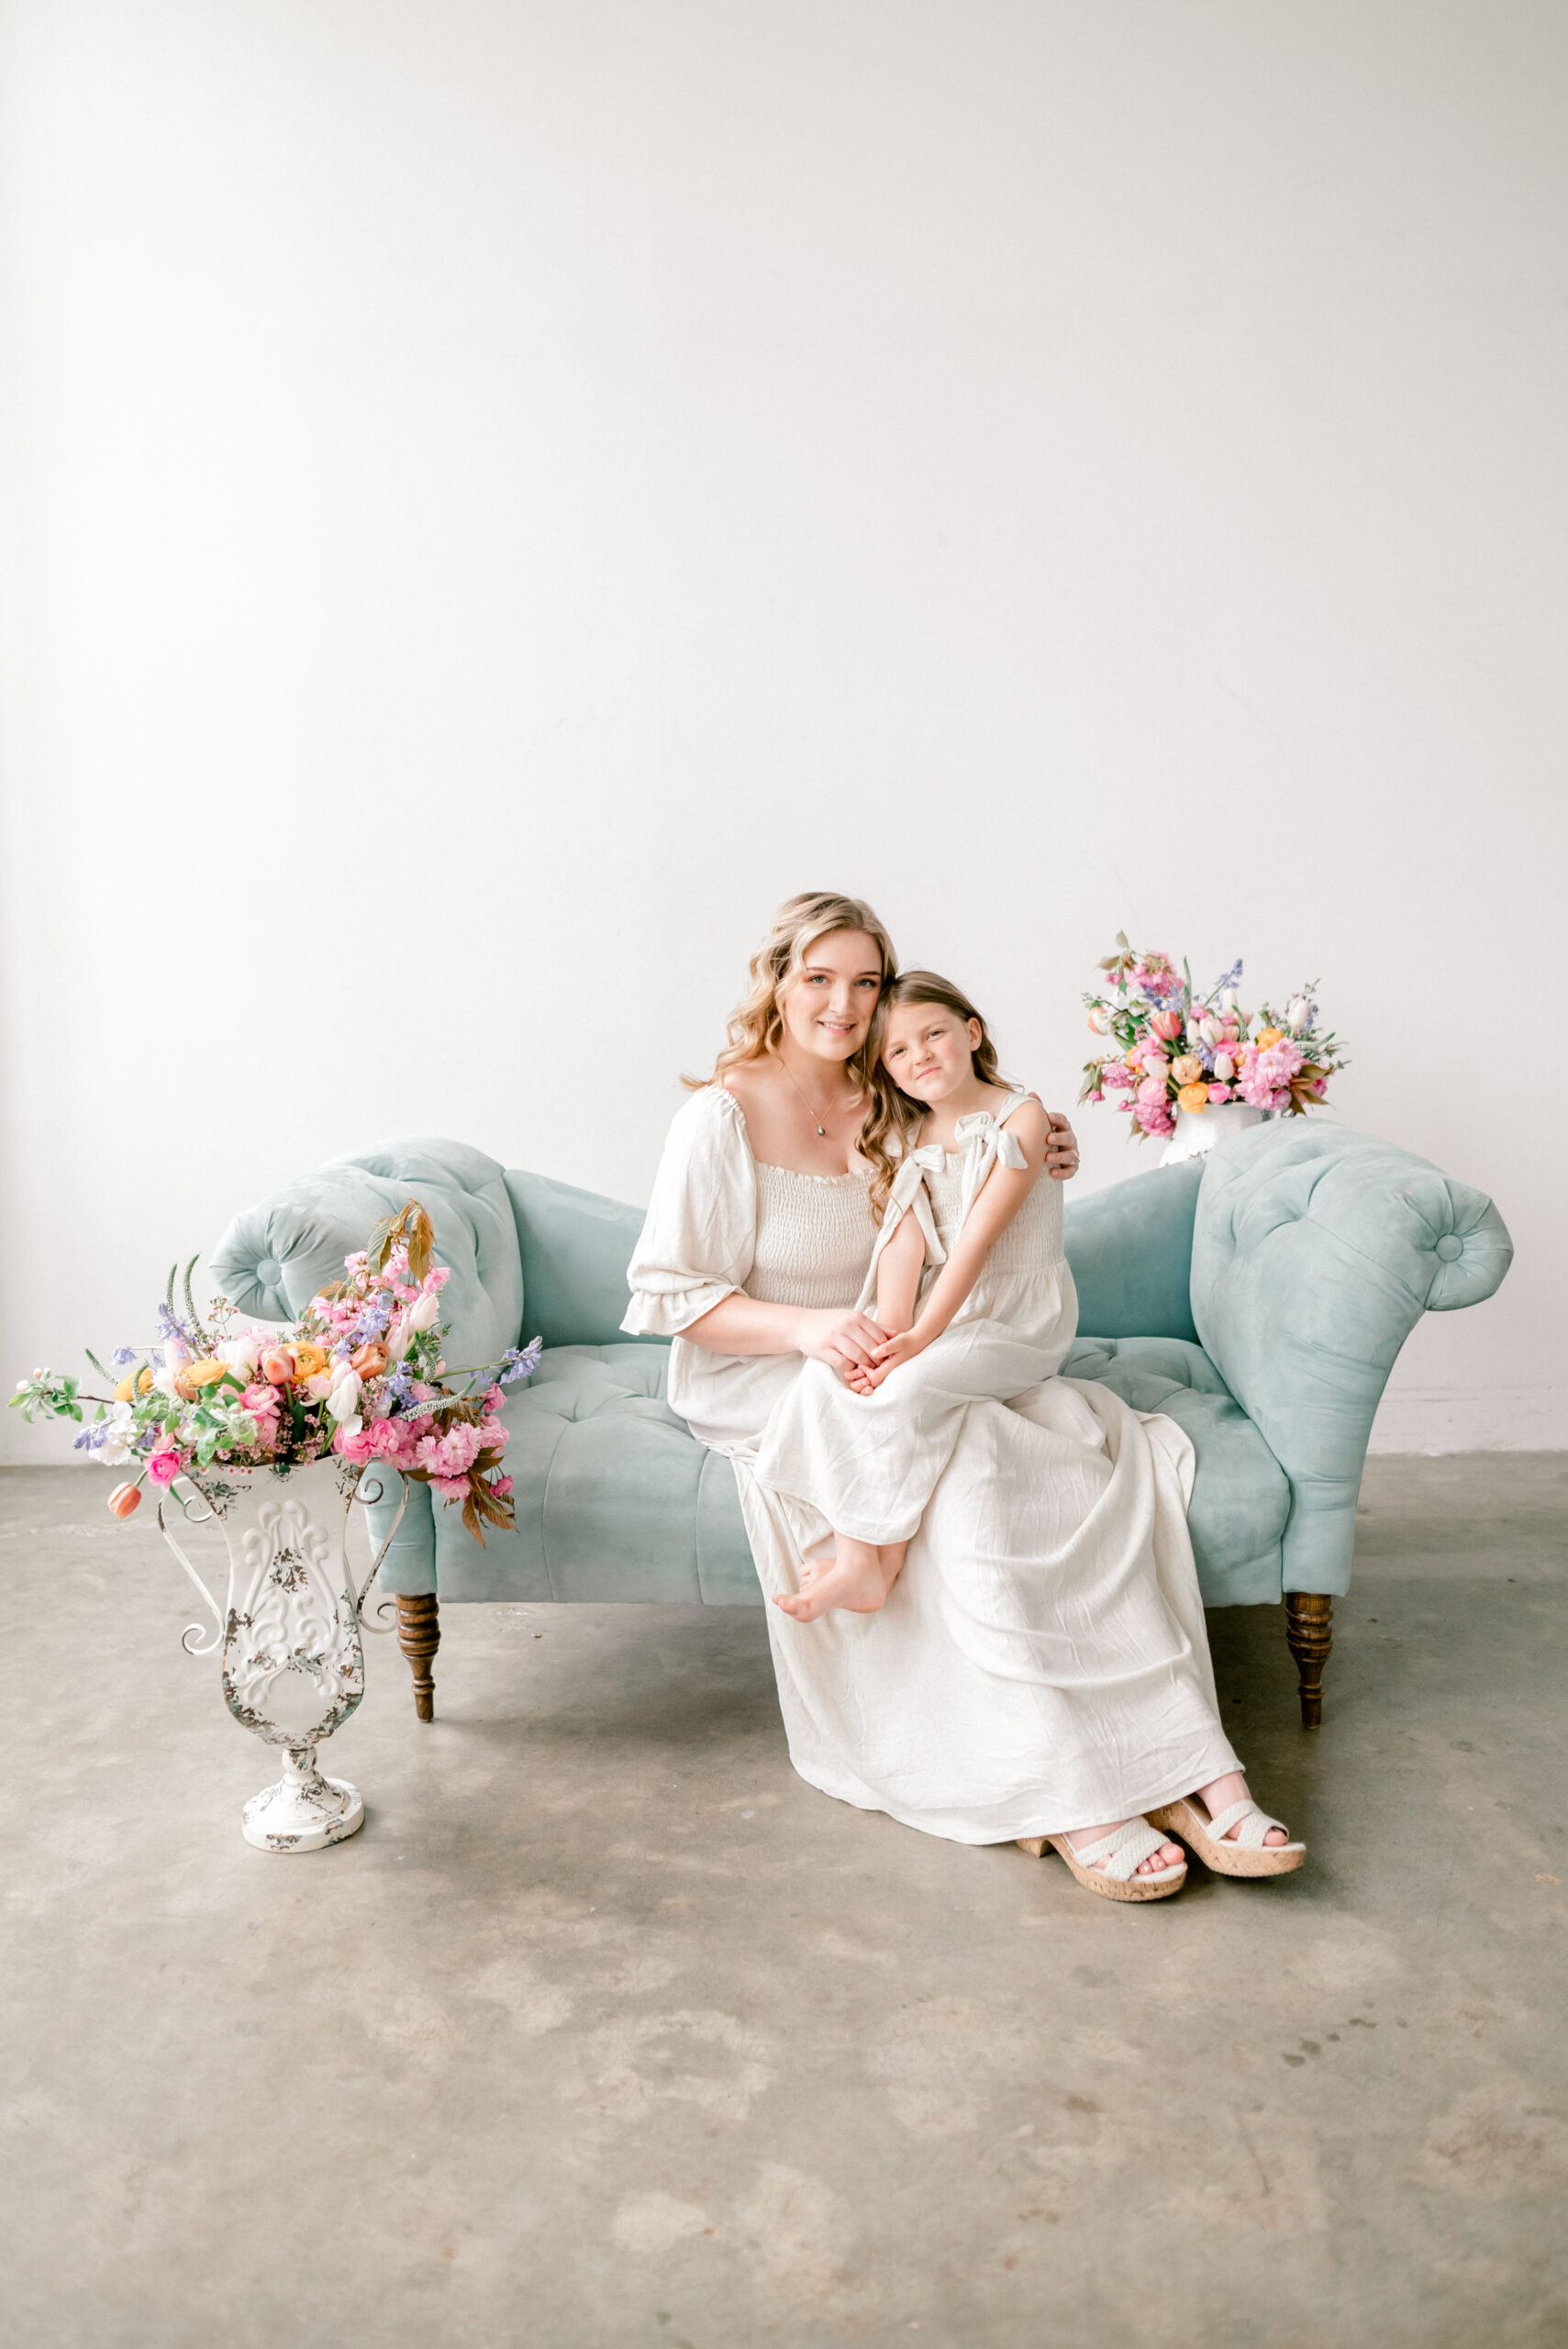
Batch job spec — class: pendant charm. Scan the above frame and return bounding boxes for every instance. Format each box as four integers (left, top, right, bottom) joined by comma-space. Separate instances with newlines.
817, 1124, 826, 1135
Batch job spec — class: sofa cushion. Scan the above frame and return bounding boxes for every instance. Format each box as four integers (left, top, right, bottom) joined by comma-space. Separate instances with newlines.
433, 1344, 757, 1605
1063, 1335, 1290, 1606
431, 1335, 1289, 1612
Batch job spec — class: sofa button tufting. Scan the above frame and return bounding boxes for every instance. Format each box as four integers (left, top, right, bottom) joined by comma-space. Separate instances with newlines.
1435, 1234, 1463, 1262
256, 1258, 281, 1282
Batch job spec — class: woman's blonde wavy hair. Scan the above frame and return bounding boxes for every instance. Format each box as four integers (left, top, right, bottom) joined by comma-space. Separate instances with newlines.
689, 891, 901, 1098
861, 971, 1006, 1219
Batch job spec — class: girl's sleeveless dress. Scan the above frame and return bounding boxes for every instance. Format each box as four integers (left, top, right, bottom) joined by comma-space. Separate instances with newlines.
751, 1089, 1077, 1544
622, 1083, 1240, 1845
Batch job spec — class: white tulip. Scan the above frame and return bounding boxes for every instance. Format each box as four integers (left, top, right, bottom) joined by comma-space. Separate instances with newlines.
1286, 996, 1311, 1032
326, 1371, 362, 1422
1198, 1016, 1223, 1046
386, 1312, 412, 1360
407, 1291, 441, 1334
217, 1336, 261, 1378
1213, 1052, 1235, 1081
97, 1402, 136, 1466
163, 1334, 193, 1372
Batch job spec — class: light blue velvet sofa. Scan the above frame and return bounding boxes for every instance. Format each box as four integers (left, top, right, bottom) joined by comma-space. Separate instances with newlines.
209, 1121, 1511, 1729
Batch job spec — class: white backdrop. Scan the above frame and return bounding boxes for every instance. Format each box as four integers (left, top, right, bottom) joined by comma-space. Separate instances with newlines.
3, 0, 1563, 1464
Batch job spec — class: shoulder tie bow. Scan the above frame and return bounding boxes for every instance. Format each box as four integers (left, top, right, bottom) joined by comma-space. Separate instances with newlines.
952, 1097, 1031, 1226
854, 1144, 948, 1312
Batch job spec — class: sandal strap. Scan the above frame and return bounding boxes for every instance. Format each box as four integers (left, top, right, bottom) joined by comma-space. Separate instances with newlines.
1204, 1798, 1289, 1850
1073, 1820, 1171, 1882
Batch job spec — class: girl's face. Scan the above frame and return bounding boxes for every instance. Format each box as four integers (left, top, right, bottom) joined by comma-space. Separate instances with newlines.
779, 930, 884, 1063
882, 1000, 983, 1105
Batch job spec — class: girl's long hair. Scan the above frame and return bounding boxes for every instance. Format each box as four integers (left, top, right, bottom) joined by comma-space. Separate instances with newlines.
861, 970, 1006, 1218
689, 891, 900, 1097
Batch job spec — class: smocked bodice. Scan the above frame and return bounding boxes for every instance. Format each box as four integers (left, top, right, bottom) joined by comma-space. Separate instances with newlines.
747, 1163, 876, 1311
924, 1151, 1065, 1275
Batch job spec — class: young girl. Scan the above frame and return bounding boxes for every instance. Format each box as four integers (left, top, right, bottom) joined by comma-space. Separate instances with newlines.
755, 972, 1078, 1621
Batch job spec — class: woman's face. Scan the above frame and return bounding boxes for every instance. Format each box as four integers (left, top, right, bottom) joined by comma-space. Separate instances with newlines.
778, 930, 884, 1064
882, 1000, 982, 1106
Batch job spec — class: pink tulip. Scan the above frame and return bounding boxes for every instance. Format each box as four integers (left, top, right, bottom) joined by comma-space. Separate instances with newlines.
1148, 1010, 1183, 1041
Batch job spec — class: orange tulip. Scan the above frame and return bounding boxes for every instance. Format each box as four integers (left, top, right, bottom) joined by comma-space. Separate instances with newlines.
350, 1342, 389, 1380
107, 1482, 142, 1519
260, 1347, 296, 1386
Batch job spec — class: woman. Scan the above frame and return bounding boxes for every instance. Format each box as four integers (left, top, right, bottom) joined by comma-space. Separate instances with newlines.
622, 892, 1302, 1900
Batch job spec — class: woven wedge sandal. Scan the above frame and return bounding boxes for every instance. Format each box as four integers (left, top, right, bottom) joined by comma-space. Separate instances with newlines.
1016, 1819, 1187, 1903
1146, 1795, 1306, 1878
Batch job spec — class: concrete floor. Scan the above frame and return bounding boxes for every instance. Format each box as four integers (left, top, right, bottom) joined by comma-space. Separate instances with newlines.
4, 1454, 1566, 2349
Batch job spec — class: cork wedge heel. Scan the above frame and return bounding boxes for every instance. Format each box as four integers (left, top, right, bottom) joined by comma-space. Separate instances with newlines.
1016, 1819, 1187, 1903
1146, 1795, 1306, 1878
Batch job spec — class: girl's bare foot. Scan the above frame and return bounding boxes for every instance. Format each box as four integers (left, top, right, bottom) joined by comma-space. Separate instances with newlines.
1064, 1818, 1185, 1878
773, 1536, 899, 1622
1192, 1771, 1290, 1847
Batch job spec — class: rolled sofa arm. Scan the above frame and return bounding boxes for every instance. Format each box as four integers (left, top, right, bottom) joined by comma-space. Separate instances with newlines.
208, 1136, 527, 1607
1191, 1121, 1513, 1597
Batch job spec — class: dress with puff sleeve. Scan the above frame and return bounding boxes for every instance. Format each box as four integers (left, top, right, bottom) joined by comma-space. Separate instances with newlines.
622, 1084, 757, 1337
623, 1085, 798, 1453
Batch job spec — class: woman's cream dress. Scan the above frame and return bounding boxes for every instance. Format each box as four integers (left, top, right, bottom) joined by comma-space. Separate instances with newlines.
622, 1084, 1240, 1844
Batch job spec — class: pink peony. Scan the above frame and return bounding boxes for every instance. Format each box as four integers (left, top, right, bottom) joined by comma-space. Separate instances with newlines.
416, 1422, 484, 1479
1237, 1037, 1303, 1109
1207, 1083, 1232, 1104
240, 1382, 280, 1419
1135, 1099, 1175, 1139
1137, 1074, 1170, 1108
332, 1423, 377, 1464
146, 1445, 183, 1486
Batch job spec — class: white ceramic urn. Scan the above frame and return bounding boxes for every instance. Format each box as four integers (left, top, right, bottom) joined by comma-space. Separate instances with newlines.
1161, 1101, 1265, 1167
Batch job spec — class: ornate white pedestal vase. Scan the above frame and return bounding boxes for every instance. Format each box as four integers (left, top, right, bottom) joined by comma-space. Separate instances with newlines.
158, 1458, 405, 1853
1162, 1101, 1264, 1167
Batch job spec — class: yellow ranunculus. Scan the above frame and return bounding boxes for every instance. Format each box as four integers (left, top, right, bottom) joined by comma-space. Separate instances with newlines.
1255, 1027, 1283, 1050
1170, 1054, 1203, 1085
1177, 1082, 1210, 1114
173, 1357, 230, 1402
290, 1343, 329, 1379
115, 1367, 153, 1401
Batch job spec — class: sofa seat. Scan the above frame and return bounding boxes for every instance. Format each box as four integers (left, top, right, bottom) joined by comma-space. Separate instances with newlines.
428, 1336, 1289, 1612
1062, 1336, 1291, 1606
432, 1346, 757, 1606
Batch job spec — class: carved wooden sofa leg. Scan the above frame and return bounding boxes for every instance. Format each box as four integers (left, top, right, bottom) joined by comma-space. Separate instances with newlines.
395, 1593, 440, 1721
1284, 1593, 1333, 1729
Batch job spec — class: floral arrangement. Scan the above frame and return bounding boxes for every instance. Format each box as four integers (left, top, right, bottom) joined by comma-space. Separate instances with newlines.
11, 1203, 542, 1543
1080, 934, 1349, 1142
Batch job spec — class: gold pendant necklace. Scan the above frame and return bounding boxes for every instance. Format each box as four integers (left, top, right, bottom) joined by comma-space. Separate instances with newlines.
780, 1059, 843, 1138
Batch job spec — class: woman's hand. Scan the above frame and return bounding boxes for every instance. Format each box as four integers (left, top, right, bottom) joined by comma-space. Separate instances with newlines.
1043, 1111, 1080, 1181
798, 1308, 890, 1384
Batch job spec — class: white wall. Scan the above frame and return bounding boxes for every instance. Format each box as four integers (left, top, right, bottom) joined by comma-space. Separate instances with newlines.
3, 0, 1563, 1464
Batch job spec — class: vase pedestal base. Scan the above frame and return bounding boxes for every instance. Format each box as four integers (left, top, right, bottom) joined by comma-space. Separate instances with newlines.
242, 1748, 364, 1853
